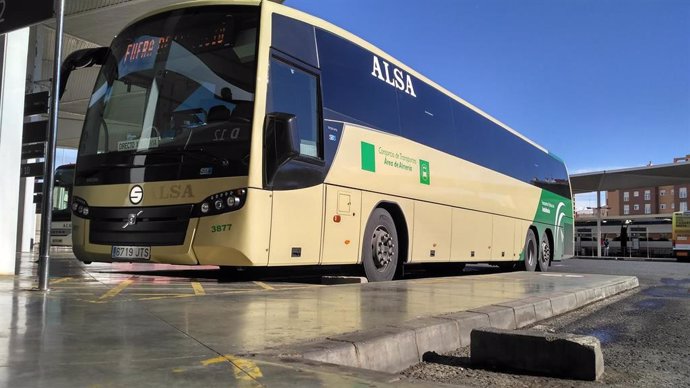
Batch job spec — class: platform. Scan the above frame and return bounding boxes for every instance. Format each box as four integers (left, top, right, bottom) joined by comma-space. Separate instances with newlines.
1, 253, 637, 387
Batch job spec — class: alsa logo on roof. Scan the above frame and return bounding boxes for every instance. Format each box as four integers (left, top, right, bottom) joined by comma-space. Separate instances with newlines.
371, 55, 417, 97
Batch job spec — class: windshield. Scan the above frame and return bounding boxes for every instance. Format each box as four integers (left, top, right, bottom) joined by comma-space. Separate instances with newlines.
77, 6, 259, 185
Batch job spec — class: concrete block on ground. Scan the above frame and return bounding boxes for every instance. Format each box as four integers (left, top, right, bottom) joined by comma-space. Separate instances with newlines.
393, 317, 461, 358
468, 305, 517, 330
321, 276, 368, 285
471, 328, 604, 381
441, 311, 490, 346
329, 327, 419, 373
549, 292, 578, 315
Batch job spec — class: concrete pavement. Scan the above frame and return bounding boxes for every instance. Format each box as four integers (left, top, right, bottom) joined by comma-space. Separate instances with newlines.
0, 253, 638, 387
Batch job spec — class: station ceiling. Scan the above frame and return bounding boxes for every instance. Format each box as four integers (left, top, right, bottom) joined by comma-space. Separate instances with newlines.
570, 162, 690, 194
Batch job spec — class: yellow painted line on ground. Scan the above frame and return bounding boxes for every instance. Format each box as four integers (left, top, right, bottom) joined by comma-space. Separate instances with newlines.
50, 277, 73, 285
201, 354, 263, 381
128, 293, 192, 296
253, 281, 275, 290
97, 279, 134, 301
191, 282, 206, 296
137, 294, 197, 301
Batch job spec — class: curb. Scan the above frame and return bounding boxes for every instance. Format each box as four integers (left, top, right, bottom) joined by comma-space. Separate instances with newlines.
269, 276, 639, 374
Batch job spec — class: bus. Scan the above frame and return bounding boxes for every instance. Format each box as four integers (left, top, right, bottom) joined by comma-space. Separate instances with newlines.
51, 164, 75, 246
68, 0, 573, 281
575, 217, 673, 258
672, 212, 690, 261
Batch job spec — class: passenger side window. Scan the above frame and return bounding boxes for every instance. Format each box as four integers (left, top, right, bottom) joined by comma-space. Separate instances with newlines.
267, 59, 321, 158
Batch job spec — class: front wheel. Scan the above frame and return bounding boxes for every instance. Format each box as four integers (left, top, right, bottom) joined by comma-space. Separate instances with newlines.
362, 208, 399, 282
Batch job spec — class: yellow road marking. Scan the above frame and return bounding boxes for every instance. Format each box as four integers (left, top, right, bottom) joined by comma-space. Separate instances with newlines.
137, 294, 196, 301
253, 281, 274, 290
97, 279, 134, 301
191, 282, 206, 296
201, 354, 263, 381
50, 277, 73, 285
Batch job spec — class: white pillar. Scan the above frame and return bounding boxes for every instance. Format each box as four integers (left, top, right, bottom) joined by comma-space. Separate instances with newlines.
0, 28, 30, 275
596, 191, 602, 257
16, 176, 36, 252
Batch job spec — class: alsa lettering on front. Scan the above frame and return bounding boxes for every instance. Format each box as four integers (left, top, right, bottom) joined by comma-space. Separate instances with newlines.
371, 55, 417, 97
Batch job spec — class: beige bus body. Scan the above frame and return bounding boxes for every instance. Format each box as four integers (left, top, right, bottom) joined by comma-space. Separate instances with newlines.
72, 0, 572, 269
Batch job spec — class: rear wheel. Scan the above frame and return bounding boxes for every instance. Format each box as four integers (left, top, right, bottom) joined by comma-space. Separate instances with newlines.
362, 208, 399, 282
538, 233, 551, 272
521, 229, 538, 272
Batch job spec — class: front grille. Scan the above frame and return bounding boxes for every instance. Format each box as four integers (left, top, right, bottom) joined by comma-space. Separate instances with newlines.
89, 205, 193, 246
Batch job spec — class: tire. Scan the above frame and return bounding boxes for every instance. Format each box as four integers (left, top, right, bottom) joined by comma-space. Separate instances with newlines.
521, 229, 538, 272
362, 208, 399, 282
538, 232, 551, 272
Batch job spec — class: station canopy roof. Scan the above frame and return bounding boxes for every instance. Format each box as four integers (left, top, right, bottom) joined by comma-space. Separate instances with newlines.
570, 161, 690, 194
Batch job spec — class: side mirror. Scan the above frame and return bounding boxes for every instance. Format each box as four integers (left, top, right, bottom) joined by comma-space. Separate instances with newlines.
264, 112, 299, 186
265, 112, 300, 160
60, 47, 111, 99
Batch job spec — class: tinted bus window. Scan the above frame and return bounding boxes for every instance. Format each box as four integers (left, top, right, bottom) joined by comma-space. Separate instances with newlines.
316, 29, 400, 134
398, 81, 455, 155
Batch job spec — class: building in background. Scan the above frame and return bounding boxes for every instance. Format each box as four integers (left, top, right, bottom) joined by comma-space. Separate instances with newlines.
606, 155, 689, 216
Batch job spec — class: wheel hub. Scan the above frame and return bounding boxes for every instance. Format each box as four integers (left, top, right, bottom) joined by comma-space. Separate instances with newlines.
542, 240, 550, 262
371, 226, 395, 269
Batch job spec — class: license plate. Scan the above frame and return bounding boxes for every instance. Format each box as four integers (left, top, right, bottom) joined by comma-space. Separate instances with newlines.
111, 246, 151, 260
677, 251, 688, 257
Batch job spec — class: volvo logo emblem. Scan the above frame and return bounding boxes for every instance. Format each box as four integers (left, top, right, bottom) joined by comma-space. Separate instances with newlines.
122, 210, 143, 229
129, 185, 143, 204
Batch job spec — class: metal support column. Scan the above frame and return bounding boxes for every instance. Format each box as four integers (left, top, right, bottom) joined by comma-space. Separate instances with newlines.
37, 0, 65, 291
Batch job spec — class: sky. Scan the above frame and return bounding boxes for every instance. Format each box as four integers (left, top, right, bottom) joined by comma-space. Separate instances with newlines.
286, 0, 690, 208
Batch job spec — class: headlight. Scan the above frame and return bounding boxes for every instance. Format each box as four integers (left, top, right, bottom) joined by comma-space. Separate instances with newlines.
71, 197, 91, 218
193, 188, 247, 217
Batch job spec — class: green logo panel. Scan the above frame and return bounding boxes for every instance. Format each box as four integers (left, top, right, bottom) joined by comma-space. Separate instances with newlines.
419, 159, 430, 185
361, 142, 376, 172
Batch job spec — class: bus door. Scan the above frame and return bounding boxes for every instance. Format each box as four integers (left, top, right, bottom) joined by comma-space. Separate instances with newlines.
265, 56, 325, 265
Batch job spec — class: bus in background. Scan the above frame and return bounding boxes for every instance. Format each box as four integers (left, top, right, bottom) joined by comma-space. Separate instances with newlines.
51, 164, 75, 246
672, 211, 690, 261
67, 1, 573, 281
